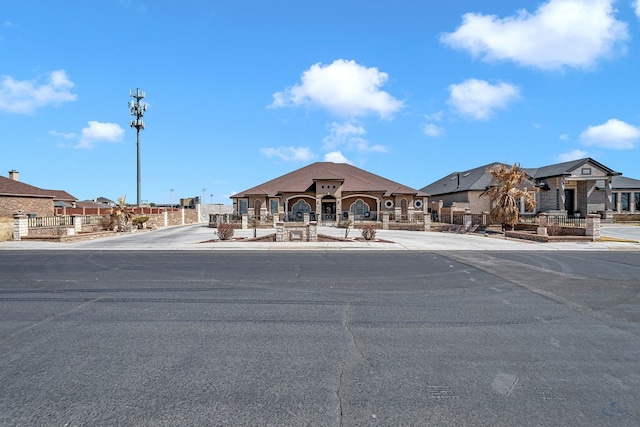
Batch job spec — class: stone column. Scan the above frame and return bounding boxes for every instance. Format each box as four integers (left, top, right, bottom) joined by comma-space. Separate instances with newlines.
303, 212, 310, 225
12, 214, 28, 241
382, 212, 389, 230
586, 214, 600, 241
72, 215, 82, 234
275, 222, 285, 242
163, 210, 168, 227
537, 213, 548, 236
308, 221, 317, 242
424, 215, 431, 231
463, 208, 472, 230
181, 208, 185, 225
242, 214, 248, 230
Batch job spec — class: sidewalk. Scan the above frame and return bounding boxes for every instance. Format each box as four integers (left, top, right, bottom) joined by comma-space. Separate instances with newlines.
1, 224, 639, 251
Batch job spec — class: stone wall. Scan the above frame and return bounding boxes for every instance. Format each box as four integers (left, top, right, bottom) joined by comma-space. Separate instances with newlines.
275, 222, 318, 242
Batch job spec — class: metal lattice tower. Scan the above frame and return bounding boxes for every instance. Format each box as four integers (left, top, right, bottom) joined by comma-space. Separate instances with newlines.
129, 88, 147, 206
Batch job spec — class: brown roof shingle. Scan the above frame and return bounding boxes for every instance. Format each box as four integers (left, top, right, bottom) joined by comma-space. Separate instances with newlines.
232, 162, 427, 198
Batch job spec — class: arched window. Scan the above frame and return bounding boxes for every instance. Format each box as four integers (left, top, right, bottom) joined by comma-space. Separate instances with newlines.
349, 199, 369, 215
291, 200, 312, 215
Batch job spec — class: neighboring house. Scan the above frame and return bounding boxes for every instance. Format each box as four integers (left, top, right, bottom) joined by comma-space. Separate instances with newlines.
0, 170, 77, 218
231, 162, 428, 225
422, 158, 629, 219
609, 175, 640, 214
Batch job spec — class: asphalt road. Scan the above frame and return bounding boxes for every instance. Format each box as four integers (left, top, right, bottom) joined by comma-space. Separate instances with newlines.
1, 251, 639, 426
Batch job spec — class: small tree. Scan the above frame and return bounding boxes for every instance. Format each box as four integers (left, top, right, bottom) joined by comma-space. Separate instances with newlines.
481, 163, 535, 231
360, 224, 377, 240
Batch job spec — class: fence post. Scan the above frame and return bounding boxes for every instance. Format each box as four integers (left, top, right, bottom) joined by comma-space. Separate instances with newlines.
242, 214, 248, 230
424, 214, 431, 231
303, 212, 310, 225
383, 212, 389, 230
586, 214, 600, 241
72, 215, 82, 234
12, 213, 28, 241
181, 208, 185, 225
464, 209, 472, 230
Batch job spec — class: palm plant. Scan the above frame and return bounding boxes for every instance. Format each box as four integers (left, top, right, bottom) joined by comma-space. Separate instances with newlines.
481, 163, 535, 231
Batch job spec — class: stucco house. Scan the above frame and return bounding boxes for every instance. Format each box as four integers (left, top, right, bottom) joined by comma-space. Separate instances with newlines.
422, 158, 635, 219
0, 170, 77, 218
231, 162, 428, 225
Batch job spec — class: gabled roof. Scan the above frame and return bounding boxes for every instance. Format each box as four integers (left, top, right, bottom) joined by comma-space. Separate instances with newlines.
46, 189, 77, 202
420, 162, 514, 196
232, 162, 428, 198
525, 157, 620, 179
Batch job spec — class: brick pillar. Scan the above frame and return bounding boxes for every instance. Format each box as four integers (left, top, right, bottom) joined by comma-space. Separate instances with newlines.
382, 212, 389, 230
424, 215, 431, 231
12, 214, 28, 241
586, 214, 600, 241
537, 213, 549, 236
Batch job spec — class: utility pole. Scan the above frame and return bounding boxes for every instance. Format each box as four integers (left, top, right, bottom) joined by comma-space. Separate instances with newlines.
129, 88, 147, 206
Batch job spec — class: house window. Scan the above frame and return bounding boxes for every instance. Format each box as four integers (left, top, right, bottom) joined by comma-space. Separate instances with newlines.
622, 193, 631, 211
611, 193, 618, 211
636, 193, 640, 211
349, 199, 369, 215
291, 200, 312, 216
581, 168, 592, 175
270, 199, 278, 214
239, 200, 248, 215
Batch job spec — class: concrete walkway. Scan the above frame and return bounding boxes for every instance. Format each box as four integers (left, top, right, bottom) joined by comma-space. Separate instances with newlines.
1, 223, 639, 251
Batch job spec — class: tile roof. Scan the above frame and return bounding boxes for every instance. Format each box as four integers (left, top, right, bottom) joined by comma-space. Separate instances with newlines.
232, 162, 428, 198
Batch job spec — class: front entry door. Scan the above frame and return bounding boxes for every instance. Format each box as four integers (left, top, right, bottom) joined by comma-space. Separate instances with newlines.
321, 202, 336, 226
564, 189, 575, 216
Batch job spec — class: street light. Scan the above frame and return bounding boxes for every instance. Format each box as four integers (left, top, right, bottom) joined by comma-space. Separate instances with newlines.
170, 188, 174, 208
129, 88, 147, 206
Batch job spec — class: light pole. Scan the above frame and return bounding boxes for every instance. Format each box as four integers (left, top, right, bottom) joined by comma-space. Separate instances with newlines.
170, 188, 174, 208
202, 188, 206, 205
129, 88, 147, 206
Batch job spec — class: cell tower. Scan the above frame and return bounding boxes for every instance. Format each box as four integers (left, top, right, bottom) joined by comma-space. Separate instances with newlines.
129, 88, 147, 206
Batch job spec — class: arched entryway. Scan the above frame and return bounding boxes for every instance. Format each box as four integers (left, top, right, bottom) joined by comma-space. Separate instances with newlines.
321, 195, 336, 226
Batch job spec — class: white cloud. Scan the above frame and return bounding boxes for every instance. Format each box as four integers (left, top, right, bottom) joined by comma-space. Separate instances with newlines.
635, 0, 640, 18
557, 149, 589, 162
424, 110, 444, 122
579, 118, 640, 149
48, 130, 76, 140
322, 121, 387, 153
270, 59, 403, 119
260, 146, 315, 162
559, 133, 570, 141
324, 151, 352, 164
441, 0, 628, 70
0, 70, 77, 114
77, 121, 125, 149
447, 79, 520, 120
424, 124, 445, 137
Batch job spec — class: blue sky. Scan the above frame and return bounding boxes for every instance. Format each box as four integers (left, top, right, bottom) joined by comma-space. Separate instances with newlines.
2, 0, 640, 205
